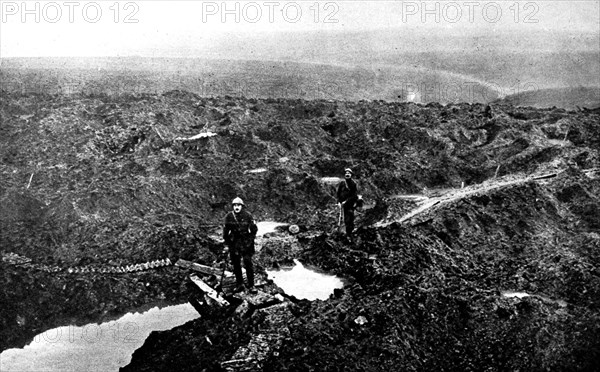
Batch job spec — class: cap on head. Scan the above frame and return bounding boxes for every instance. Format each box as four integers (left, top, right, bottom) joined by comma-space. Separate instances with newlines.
232, 197, 244, 205
344, 168, 353, 175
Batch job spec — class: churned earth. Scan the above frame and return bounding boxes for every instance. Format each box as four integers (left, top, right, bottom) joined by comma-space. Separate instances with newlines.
1, 89, 599, 370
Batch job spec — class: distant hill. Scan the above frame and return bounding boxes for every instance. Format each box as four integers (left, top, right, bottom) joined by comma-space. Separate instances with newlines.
0, 57, 502, 103
493, 87, 600, 109
148, 28, 600, 95
2, 26, 599, 104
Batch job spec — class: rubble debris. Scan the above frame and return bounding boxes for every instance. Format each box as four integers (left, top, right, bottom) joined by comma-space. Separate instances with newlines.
354, 315, 368, 325
1, 252, 32, 265
222, 303, 294, 371
234, 300, 251, 318
221, 333, 286, 372
233, 290, 281, 309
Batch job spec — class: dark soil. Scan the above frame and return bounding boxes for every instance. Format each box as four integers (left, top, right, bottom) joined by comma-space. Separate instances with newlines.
1, 90, 599, 370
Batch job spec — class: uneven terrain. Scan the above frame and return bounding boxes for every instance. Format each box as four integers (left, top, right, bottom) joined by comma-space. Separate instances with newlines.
1, 89, 599, 370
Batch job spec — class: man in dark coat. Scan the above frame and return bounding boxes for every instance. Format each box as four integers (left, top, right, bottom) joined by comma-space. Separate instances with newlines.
337, 168, 359, 241
223, 197, 258, 293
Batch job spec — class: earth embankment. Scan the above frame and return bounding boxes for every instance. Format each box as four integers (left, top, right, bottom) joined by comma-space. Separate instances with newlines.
1, 90, 598, 370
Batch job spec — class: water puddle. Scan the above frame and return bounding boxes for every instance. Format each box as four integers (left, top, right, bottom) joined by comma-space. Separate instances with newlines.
0, 303, 200, 372
267, 259, 344, 301
256, 221, 288, 237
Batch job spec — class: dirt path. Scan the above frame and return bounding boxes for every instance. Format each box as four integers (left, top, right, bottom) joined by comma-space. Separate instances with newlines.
378, 170, 572, 227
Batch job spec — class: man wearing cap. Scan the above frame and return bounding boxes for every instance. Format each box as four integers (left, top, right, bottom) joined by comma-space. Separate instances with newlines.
337, 168, 359, 242
223, 197, 258, 293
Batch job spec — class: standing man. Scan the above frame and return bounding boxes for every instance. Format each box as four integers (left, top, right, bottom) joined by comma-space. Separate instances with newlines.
337, 168, 359, 242
223, 197, 258, 294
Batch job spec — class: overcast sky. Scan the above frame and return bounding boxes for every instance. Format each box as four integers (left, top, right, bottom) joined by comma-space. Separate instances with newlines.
1, 0, 598, 57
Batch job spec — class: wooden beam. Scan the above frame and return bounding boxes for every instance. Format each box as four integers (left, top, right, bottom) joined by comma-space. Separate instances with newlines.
532, 173, 558, 180
176, 259, 234, 277
189, 274, 230, 307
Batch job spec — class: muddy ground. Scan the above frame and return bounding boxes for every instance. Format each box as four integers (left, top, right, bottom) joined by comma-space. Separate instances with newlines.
1, 90, 599, 370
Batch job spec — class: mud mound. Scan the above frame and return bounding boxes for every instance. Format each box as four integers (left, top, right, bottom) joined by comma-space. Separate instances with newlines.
126, 172, 600, 371
1, 90, 599, 369
257, 175, 599, 371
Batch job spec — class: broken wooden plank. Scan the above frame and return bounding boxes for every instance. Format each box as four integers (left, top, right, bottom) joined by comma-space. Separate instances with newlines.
189, 274, 230, 307
176, 259, 234, 277
174, 132, 217, 141
532, 173, 558, 180
220, 357, 258, 371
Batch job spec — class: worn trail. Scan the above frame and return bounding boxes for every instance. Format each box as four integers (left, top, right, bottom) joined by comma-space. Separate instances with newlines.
380, 168, 597, 227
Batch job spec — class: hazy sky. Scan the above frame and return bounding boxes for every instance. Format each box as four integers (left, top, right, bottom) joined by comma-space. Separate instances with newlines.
1, 0, 599, 57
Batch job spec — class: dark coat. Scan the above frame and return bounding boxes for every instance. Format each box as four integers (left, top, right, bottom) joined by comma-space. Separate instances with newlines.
337, 178, 358, 207
223, 209, 258, 255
